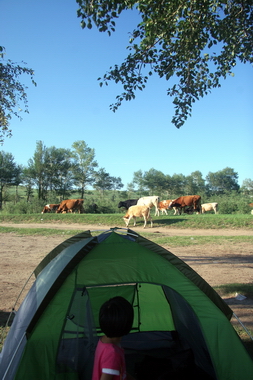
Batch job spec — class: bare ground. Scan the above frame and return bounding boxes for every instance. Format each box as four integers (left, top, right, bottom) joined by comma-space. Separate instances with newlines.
0, 223, 253, 344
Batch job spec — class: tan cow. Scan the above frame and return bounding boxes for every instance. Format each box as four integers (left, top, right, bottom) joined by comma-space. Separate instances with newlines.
158, 200, 180, 216
123, 205, 153, 228
56, 199, 84, 214
41, 204, 60, 214
201, 202, 218, 214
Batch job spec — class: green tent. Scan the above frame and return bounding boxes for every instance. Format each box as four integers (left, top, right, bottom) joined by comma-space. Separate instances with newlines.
1, 228, 252, 380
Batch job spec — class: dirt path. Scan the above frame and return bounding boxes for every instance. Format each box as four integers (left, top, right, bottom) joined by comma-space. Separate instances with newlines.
0, 223, 253, 341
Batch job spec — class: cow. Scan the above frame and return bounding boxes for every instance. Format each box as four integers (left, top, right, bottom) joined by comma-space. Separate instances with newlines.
41, 204, 60, 214
251, 210, 253, 215
137, 196, 160, 216
157, 200, 180, 216
169, 195, 201, 214
56, 199, 84, 214
201, 202, 218, 214
118, 199, 139, 210
123, 205, 153, 228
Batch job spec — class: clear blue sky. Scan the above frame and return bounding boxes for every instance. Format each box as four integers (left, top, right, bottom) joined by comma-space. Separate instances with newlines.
1, 0, 252, 188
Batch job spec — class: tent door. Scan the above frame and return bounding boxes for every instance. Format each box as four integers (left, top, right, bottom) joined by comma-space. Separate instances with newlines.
56, 286, 97, 379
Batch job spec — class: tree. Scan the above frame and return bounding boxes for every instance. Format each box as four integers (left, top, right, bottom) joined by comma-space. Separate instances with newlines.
93, 167, 114, 195
206, 167, 239, 195
0, 46, 36, 142
71, 140, 98, 198
21, 166, 34, 202
11, 164, 22, 204
241, 178, 253, 195
76, 0, 253, 128
169, 173, 187, 195
24, 142, 74, 201
45, 146, 73, 198
132, 170, 146, 195
0, 151, 19, 209
185, 171, 206, 195
142, 168, 167, 193
26, 141, 49, 200
111, 176, 124, 191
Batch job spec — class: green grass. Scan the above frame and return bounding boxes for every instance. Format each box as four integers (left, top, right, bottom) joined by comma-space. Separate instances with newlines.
214, 283, 253, 298
0, 212, 253, 229
0, 226, 83, 237
0, 226, 253, 247
143, 234, 253, 247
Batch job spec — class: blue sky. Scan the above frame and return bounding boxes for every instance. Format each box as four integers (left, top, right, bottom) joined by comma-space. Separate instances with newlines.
1, 0, 252, 188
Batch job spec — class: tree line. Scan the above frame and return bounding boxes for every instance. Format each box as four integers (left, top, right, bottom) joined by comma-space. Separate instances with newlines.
0, 140, 124, 210
1, 139, 253, 212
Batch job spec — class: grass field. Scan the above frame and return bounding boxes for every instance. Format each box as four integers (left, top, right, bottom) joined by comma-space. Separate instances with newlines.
0, 212, 253, 229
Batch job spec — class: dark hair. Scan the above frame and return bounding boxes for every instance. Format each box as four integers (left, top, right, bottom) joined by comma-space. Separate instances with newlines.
99, 296, 134, 338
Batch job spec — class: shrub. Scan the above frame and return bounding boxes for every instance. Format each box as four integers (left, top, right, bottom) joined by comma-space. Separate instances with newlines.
2, 199, 45, 214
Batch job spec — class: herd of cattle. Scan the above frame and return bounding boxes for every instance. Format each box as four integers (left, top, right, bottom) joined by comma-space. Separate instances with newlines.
41, 199, 85, 214
119, 195, 219, 228
42, 195, 221, 228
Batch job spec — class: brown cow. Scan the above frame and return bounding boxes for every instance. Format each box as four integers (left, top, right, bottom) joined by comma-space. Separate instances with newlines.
56, 199, 84, 214
157, 200, 180, 216
169, 195, 201, 214
41, 204, 60, 214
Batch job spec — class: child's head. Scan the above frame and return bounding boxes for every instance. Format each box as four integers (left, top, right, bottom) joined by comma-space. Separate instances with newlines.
99, 296, 134, 338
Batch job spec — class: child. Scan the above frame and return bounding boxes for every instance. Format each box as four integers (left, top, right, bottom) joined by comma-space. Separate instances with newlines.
92, 296, 136, 380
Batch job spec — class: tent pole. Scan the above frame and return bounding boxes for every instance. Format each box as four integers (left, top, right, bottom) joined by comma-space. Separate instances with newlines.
233, 312, 253, 341
2, 332, 26, 380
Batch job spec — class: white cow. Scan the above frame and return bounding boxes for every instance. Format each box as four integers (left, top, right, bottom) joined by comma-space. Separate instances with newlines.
123, 205, 153, 228
137, 196, 160, 216
201, 202, 218, 214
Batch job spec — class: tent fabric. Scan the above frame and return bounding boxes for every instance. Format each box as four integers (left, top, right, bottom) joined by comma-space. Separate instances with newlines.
136, 234, 233, 320
0, 228, 252, 380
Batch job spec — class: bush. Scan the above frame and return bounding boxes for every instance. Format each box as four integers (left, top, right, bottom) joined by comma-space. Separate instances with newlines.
218, 200, 237, 214
213, 193, 252, 214
2, 199, 45, 214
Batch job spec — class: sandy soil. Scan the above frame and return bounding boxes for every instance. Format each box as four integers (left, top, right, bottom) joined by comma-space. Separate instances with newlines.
0, 223, 253, 338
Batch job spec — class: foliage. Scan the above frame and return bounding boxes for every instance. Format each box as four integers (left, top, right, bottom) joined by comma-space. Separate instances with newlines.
0, 140, 252, 209
212, 191, 252, 214
241, 178, 253, 195
76, 0, 253, 128
26, 141, 49, 200
0, 151, 21, 210
0, 46, 36, 142
132, 167, 240, 199
93, 167, 116, 194
2, 199, 45, 215
71, 140, 98, 198
22, 140, 100, 200
206, 167, 239, 195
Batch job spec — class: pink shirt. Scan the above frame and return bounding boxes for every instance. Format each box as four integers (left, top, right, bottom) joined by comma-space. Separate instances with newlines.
92, 339, 126, 380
